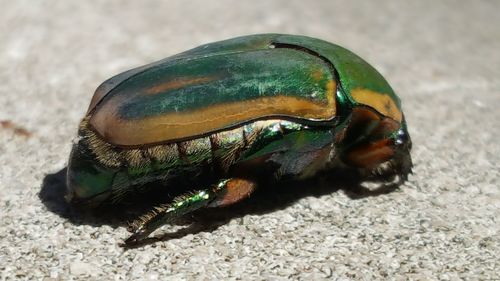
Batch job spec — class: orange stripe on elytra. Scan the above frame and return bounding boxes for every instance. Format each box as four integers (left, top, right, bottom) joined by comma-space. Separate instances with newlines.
145, 76, 217, 95
91, 88, 337, 146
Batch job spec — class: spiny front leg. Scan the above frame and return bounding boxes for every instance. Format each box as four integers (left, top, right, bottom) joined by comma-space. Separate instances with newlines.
339, 107, 413, 183
125, 178, 257, 245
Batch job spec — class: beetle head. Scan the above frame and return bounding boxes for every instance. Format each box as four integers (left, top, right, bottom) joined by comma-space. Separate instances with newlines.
391, 118, 413, 181
336, 107, 413, 182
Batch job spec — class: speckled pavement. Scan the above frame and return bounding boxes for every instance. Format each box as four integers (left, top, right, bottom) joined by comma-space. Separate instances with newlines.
1, 1, 499, 280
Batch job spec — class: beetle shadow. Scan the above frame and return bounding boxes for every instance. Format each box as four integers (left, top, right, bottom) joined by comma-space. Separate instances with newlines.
39, 167, 401, 247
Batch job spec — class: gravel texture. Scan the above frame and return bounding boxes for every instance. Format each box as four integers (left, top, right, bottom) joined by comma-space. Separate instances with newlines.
1, 1, 499, 280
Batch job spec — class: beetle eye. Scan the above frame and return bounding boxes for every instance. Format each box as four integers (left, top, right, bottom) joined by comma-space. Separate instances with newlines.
395, 127, 411, 149
395, 129, 405, 145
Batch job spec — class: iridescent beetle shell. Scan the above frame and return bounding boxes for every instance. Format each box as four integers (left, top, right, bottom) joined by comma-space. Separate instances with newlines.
66, 34, 412, 245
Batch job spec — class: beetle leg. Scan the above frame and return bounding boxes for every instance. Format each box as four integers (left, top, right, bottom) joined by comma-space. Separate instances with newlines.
125, 178, 256, 245
339, 107, 412, 182
207, 177, 257, 207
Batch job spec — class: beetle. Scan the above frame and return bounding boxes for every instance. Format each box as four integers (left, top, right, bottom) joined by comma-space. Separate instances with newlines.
66, 34, 412, 245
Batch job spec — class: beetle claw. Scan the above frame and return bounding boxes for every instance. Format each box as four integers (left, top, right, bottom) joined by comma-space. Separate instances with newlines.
124, 234, 140, 245
124, 226, 151, 245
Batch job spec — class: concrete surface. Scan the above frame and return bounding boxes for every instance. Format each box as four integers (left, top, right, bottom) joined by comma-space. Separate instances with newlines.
1, 1, 499, 280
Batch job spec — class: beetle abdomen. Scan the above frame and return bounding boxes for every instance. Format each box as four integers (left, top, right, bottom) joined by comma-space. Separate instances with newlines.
81, 115, 292, 173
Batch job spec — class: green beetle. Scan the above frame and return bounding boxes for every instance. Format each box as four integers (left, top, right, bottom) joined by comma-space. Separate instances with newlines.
66, 34, 412, 245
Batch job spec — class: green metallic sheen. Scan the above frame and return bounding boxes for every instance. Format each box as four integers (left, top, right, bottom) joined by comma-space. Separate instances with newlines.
114, 49, 333, 120
89, 34, 399, 117
272, 34, 401, 109
67, 34, 412, 245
